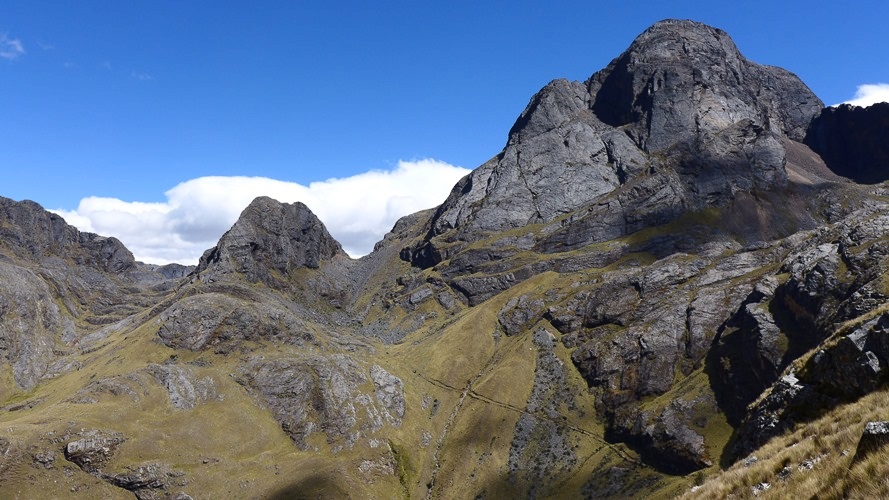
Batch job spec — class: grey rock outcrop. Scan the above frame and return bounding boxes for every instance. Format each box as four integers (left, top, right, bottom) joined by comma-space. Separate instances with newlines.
730, 372, 817, 459
728, 207, 889, 457
608, 398, 713, 474
403, 19, 822, 270
370, 365, 406, 424
852, 421, 889, 463
498, 295, 546, 336
61, 428, 185, 499
805, 102, 889, 183
733, 312, 889, 458
101, 462, 185, 500
147, 363, 219, 410
71, 373, 147, 404
156, 291, 314, 352
508, 328, 578, 495
236, 355, 398, 451
0, 263, 65, 389
63, 431, 127, 474
560, 239, 799, 470
0, 197, 136, 273
195, 196, 346, 287
709, 277, 789, 419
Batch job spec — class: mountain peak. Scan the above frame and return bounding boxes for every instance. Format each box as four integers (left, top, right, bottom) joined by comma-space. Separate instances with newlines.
0, 196, 136, 273
642, 18, 730, 37
590, 19, 821, 150
195, 196, 346, 286
633, 18, 736, 55
404, 20, 827, 269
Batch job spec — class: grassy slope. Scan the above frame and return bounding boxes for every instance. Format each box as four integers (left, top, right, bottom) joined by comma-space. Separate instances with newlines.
682, 387, 889, 500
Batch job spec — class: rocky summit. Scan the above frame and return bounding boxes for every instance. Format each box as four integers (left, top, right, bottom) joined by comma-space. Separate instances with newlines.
2, 19, 889, 499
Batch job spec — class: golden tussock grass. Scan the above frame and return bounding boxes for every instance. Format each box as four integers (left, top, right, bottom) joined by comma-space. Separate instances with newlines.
681, 388, 889, 499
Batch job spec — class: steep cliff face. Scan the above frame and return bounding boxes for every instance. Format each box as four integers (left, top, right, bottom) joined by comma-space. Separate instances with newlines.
405, 19, 826, 270
2, 18, 889, 500
195, 196, 347, 286
0, 196, 136, 273
590, 19, 820, 148
805, 102, 889, 183
0, 197, 185, 392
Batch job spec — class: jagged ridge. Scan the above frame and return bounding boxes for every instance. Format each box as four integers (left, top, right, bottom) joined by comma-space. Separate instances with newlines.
2, 18, 889, 500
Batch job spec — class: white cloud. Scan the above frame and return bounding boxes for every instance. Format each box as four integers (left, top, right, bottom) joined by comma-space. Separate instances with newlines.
837, 83, 889, 107
0, 34, 25, 60
52, 159, 471, 265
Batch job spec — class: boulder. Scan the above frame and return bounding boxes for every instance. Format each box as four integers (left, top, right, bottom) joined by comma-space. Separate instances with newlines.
852, 421, 889, 463
63, 431, 126, 474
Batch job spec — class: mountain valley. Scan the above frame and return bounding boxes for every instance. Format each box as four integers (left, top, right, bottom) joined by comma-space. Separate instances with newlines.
2, 19, 889, 499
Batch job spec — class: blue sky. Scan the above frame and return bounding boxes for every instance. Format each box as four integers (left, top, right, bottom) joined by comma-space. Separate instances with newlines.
2, 1, 887, 263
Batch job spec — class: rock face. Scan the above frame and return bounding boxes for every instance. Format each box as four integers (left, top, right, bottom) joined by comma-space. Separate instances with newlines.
731, 310, 889, 458
853, 421, 889, 463
0, 264, 66, 390
591, 20, 820, 147
724, 206, 889, 457
403, 19, 823, 269
195, 196, 346, 286
0, 197, 136, 273
0, 197, 187, 391
155, 292, 314, 352
235, 356, 404, 451
64, 431, 127, 474
146, 363, 219, 410
805, 102, 889, 183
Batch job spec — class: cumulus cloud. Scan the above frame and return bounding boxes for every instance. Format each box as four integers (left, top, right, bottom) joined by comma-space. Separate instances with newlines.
837, 83, 889, 107
52, 159, 470, 265
0, 34, 25, 60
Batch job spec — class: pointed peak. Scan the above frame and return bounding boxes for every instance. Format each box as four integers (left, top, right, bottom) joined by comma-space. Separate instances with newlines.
589, 18, 821, 148
244, 195, 309, 211
196, 197, 346, 286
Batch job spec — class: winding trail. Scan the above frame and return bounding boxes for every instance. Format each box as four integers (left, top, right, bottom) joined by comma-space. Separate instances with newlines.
416, 364, 641, 500
423, 370, 486, 499
419, 372, 641, 465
